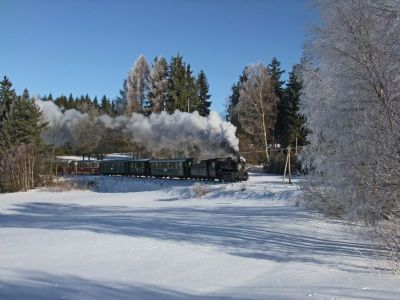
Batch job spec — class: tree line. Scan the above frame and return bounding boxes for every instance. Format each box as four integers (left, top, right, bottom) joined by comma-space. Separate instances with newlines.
225, 57, 308, 166
41, 54, 212, 118
42, 93, 117, 116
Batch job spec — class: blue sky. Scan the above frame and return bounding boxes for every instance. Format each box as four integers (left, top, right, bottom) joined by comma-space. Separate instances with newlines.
0, 0, 316, 114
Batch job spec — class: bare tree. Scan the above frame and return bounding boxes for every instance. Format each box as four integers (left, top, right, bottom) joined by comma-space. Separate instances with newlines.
0, 144, 36, 192
237, 64, 278, 162
122, 55, 150, 114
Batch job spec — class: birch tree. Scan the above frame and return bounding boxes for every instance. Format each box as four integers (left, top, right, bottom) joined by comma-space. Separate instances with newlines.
237, 64, 278, 162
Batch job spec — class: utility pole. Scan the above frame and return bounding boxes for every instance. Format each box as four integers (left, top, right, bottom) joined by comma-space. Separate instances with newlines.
288, 147, 292, 184
283, 146, 292, 184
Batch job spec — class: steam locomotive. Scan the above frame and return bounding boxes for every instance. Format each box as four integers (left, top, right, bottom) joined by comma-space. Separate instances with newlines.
59, 157, 248, 182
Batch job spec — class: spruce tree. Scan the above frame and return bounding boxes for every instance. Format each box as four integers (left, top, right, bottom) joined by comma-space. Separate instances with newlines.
100, 95, 111, 115
183, 64, 198, 113
67, 94, 75, 110
196, 70, 211, 116
167, 54, 187, 113
0, 86, 45, 191
282, 64, 308, 148
268, 57, 285, 98
0, 76, 15, 122
268, 57, 287, 147
226, 67, 247, 132
93, 96, 99, 109
111, 100, 117, 116
5, 89, 44, 145
0, 77, 17, 158
54, 95, 68, 109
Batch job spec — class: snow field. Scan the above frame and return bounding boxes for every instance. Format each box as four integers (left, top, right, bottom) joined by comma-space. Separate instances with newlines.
0, 174, 399, 299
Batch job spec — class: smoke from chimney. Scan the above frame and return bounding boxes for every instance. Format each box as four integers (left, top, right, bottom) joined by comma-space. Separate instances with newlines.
35, 99, 239, 158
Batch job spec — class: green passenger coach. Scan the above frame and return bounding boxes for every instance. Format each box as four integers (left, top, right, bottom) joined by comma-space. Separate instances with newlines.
149, 159, 191, 178
99, 160, 129, 175
127, 159, 150, 176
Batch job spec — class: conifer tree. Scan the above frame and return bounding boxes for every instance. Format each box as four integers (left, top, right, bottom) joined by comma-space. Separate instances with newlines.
280, 64, 307, 148
167, 54, 187, 113
0, 84, 45, 191
268, 57, 288, 147
0, 77, 17, 158
226, 67, 247, 132
6, 89, 44, 145
196, 70, 211, 116
54, 95, 68, 110
183, 64, 198, 113
93, 96, 99, 110
100, 95, 111, 115
0, 76, 15, 122
67, 94, 75, 110
268, 57, 285, 98
111, 101, 117, 116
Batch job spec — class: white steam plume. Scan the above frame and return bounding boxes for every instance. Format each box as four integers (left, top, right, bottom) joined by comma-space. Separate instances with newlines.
35, 99, 239, 158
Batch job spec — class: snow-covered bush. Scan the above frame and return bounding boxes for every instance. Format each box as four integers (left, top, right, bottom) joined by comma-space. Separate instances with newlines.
191, 183, 210, 198
43, 180, 82, 192
376, 219, 400, 274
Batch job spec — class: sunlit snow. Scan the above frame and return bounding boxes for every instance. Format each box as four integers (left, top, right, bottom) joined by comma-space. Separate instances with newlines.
0, 173, 398, 299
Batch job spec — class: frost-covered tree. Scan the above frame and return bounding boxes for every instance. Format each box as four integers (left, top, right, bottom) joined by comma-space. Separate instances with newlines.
300, 0, 400, 225
148, 56, 168, 113
121, 55, 150, 114
237, 64, 279, 161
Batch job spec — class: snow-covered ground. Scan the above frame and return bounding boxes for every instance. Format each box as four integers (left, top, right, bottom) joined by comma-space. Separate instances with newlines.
0, 173, 398, 299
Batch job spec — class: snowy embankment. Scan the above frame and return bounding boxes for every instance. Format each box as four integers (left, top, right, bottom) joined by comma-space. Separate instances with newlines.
0, 174, 398, 299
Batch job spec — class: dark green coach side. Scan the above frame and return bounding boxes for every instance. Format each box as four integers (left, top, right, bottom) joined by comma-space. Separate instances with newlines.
149, 159, 191, 178
190, 160, 217, 179
127, 159, 150, 177
99, 160, 129, 175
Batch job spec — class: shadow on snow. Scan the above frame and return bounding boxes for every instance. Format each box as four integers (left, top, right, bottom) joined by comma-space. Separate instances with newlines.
0, 270, 398, 300
0, 202, 383, 273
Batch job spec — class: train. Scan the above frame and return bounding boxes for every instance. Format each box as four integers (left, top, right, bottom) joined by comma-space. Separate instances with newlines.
56, 157, 249, 182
